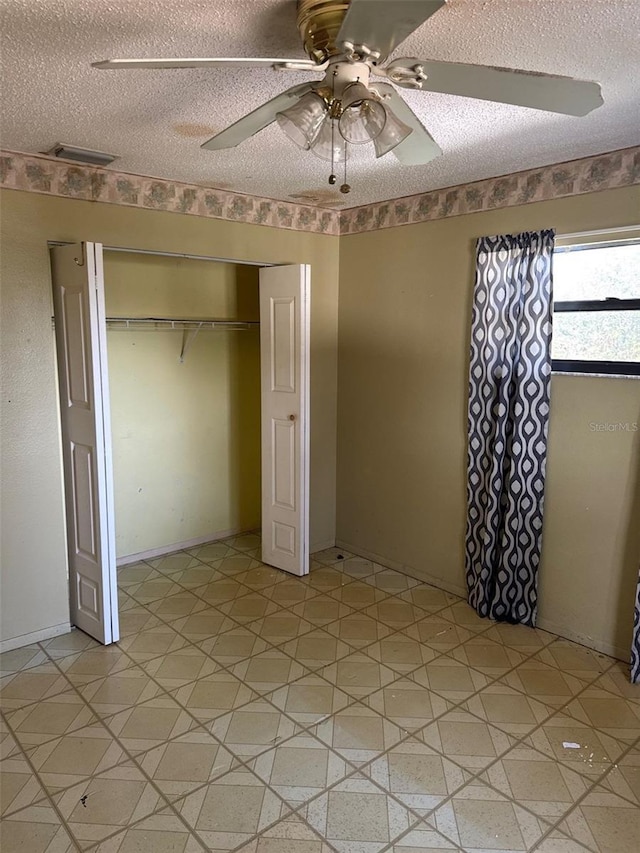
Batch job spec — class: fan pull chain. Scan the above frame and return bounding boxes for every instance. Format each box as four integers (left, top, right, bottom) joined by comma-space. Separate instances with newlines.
328, 68, 338, 186
340, 139, 351, 194
328, 118, 337, 185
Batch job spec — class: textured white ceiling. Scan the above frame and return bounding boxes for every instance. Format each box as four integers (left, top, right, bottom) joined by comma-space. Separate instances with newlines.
1, 0, 639, 208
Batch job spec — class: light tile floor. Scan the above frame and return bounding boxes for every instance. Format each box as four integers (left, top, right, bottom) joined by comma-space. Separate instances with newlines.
2, 534, 640, 852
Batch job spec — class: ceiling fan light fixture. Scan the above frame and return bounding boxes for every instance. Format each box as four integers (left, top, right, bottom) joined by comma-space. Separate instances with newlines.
309, 117, 348, 162
372, 106, 413, 158
276, 91, 328, 149
337, 82, 387, 144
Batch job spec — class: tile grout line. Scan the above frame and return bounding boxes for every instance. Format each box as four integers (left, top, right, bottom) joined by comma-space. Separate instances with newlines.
376, 818, 466, 853
128, 541, 499, 677
30, 587, 371, 850
0, 707, 86, 852
112, 587, 378, 776
20, 605, 622, 853
120, 546, 295, 655
99, 591, 640, 850
32, 638, 232, 852
49, 551, 625, 826
387, 663, 640, 850
4, 539, 636, 853
452, 651, 628, 778
119, 547, 467, 714
3, 604, 624, 760
221, 584, 511, 845
113, 553, 477, 849
404, 654, 626, 816
263, 562, 634, 846
78, 799, 212, 852
525, 730, 640, 853
133, 546, 360, 658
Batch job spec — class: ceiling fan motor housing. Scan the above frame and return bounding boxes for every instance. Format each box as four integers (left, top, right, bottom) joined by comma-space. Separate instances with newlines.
297, 0, 351, 63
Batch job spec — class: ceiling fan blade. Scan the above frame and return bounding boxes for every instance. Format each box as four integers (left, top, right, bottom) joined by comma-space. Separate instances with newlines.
391, 58, 603, 116
336, 0, 446, 61
201, 82, 315, 151
374, 83, 442, 165
92, 57, 321, 71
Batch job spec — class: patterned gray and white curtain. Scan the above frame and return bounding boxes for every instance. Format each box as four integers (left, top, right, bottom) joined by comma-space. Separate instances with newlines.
466, 229, 555, 626
631, 573, 640, 682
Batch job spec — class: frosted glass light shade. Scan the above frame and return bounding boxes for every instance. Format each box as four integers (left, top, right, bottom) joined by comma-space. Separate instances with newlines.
310, 118, 348, 162
276, 92, 328, 149
338, 82, 386, 144
373, 107, 412, 157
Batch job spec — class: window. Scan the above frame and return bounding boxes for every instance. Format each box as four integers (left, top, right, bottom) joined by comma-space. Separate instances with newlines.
552, 240, 640, 376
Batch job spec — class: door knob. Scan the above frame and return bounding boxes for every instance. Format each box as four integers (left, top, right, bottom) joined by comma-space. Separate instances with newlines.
289, 414, 296, 421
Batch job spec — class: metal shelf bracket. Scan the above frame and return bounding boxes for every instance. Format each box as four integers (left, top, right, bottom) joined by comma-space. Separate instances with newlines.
179, 325, 202, 363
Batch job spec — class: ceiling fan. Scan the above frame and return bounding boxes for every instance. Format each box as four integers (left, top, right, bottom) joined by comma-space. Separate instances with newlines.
93, 0, 603, 193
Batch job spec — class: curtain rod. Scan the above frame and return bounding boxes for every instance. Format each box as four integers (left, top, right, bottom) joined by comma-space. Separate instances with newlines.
557, 225, 640, 240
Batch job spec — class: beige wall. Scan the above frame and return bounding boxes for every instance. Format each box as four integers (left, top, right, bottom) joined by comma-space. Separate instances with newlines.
2, 181, 638, 656
337, 185, 640, 660
104, 251, 261, 320
0, 189, 339, 647
540, 375, 640, 657
104, 252, 261, 559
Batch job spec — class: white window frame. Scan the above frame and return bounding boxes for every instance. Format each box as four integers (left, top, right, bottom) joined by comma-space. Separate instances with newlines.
552, 227, 640, 377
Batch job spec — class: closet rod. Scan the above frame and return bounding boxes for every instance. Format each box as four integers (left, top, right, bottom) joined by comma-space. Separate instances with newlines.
105, 317, 259, 329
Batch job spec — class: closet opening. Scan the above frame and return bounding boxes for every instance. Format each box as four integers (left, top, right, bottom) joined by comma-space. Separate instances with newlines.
50, 242, 310, 645
103, 250, 263, 566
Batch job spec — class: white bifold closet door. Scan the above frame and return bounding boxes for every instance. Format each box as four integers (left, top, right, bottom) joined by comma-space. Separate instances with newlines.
51, 242, 119, 644
259, 265, 310, 576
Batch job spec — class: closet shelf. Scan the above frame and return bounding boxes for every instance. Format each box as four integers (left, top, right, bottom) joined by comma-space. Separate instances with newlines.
105, 317, 259, 331
105, 318, 260, 363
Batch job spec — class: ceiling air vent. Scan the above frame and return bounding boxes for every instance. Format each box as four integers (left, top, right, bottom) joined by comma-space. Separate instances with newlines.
44, 143, 118, 167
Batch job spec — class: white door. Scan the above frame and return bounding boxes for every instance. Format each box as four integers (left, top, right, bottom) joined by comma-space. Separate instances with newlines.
51, 243, 119, 644
259, 265, 310, 576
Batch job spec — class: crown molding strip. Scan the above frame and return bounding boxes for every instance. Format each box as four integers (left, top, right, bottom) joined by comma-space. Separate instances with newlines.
1, 146, 638, 237
0, 150, 340, 236
339, 146, 640, 234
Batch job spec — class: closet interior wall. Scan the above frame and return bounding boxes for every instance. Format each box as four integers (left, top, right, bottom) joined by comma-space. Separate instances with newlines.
103, 251, 261, 561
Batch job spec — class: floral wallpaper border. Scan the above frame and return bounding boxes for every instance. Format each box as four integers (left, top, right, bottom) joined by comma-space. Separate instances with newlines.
339, 146, 640, 234
0, 150, 340, 236
1, 146, 638, 237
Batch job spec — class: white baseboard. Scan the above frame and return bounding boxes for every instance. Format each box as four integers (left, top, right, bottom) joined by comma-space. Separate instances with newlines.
335, 540, 627, 662
0, 622, 71, 653
117, 527, 257, 566
535, 617, 627, 662
120, 532, 337, 568
310, 539, 336, 555
335, 540, 467, 598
